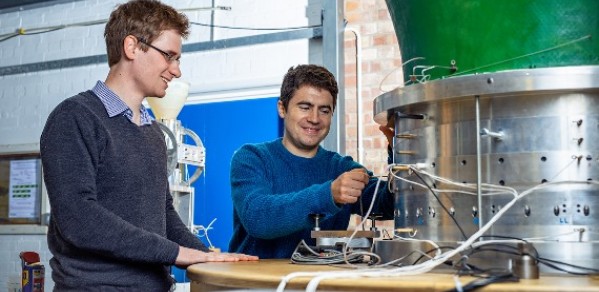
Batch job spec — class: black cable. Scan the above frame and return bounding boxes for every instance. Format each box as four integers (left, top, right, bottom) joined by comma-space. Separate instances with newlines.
538, 257, 599, 272
477, 235, 540, 259
468, 242, 521, 255
411, 170, 469, 240
0, 23, 98, 44
467, 247, 520, 257
445, 272, 519, 292
454, 259, 511, 278
448, 249, 520, 292
464, 237, 599, 276
18, 27, 62, 36
537, 257, 599, 275
1, 20, 320, 44
411, 245, 456, 265
479, 235, 526, 241
536, 259, 594, 276
0, 34, 19, 42
382, 228, 393, 240
0, 28, 61, 43
190, 22, 321, 31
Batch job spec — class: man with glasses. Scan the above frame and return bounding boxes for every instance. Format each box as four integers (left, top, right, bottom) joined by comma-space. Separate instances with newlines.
40, 0, 257, 290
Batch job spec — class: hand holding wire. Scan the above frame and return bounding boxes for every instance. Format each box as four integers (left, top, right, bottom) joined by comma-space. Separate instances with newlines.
331, 168, 369, 205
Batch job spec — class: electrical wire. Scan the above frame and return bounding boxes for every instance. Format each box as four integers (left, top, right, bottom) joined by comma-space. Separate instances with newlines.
377, 249, 433, 267
277, 174, 599, 292
290, 240, 366, 265
190, 22, 322, 31
382, 35, 591, 86
340, 177, 383, 266
449, 35, 592, 77
381, 228, 393, 240
0, 19, 107, 43
394, 235, 444, 262
464, 236, 599, 276
390, 168, 518, 198
446, 272, 519, 292
411, 170, 469, 241
523, 229, 583, 241
412, 168, 519, 198
409, 246, 457, 265
0, 5, 313, 43
537, 257, 599, 275
289, 176, 388, 267
378, 57, 425, 92
193, 218, 217, 249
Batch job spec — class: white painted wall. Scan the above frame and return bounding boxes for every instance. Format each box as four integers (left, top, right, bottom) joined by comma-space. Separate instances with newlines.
0, 0, 318, 289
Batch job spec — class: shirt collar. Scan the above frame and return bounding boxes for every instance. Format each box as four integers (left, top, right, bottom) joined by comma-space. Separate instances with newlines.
91, 81, 154, 125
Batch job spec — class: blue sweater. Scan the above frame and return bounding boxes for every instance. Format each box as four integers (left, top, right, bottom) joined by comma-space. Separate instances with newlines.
40, 91, 207, 291
228, 138, 394, 259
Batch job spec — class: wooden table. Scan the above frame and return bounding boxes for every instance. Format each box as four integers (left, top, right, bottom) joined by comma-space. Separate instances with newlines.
187, 259, 599, 291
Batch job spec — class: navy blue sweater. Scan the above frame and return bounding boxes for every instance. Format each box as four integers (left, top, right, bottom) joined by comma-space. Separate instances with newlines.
228, 138, 394, 259
40, 91, 207, 291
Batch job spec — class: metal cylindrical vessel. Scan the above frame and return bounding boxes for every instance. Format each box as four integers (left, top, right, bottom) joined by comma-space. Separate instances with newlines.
386, 0, 599, 82
374, 65, 599, 270
376, 0, 599, 271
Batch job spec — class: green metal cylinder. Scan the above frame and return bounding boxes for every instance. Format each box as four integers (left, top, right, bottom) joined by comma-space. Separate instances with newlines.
386, 0, 599, 82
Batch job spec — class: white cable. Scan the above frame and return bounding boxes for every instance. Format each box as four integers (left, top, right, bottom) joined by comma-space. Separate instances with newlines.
277, 160, 599, 290
193, 217, 217, 248
454, 275, 464, 292
277, 179, 599, 292
277, 174, 387, 292
523, 230, 581, 241
341, 176, 383, 266
394, 235, 442, 259
389, 165, 518, 198
417, 168, 519, 198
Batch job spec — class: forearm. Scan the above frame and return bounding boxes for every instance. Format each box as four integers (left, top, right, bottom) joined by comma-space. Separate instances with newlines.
233, 182, 340, 239
165, 197, 209, 252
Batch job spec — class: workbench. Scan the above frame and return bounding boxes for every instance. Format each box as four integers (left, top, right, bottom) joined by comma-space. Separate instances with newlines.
187, 259, 599, 291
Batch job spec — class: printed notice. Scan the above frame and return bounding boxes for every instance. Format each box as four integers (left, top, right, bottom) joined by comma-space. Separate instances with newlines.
8, 159, 40, 218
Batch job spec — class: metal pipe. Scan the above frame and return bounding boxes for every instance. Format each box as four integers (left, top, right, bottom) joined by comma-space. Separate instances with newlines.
475, 95, 483, 231
345, 27, 363, 163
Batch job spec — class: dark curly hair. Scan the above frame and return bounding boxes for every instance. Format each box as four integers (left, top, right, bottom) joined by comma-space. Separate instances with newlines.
104, 0, 190, 67
279, 64, 339, 111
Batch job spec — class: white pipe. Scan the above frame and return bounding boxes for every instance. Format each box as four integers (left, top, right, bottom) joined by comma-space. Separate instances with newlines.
345, 27, 363, 164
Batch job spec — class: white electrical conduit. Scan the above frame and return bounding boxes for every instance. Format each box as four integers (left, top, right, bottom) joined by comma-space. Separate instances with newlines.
345, 27, 363, 164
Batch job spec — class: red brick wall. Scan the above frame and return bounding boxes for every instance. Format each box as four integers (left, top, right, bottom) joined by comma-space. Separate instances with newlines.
343, 0, 404, 176
344, 0, 403, 231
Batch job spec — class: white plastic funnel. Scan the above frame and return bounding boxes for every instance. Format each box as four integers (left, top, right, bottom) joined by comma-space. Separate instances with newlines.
147, 79, 190, 120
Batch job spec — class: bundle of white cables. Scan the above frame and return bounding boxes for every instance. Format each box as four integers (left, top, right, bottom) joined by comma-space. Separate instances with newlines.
276, 163, 599, 292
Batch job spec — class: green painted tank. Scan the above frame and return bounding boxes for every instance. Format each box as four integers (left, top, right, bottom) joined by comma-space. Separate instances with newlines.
386, 0, 599, 83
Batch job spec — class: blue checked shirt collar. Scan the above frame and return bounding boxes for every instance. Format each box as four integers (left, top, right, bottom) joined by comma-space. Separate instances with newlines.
91, 81, 154, 126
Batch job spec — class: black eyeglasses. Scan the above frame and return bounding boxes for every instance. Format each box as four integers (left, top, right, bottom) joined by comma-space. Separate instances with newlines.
138, 38, 180, 64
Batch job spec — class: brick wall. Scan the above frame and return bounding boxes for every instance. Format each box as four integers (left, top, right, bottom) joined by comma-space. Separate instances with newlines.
344, 0, 403, 231
343, 0, 403, 176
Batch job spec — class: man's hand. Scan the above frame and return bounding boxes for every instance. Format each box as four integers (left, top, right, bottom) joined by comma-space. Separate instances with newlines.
379, 125, 394, 146
331, 168, 369, 205
175, 246, 259, 268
